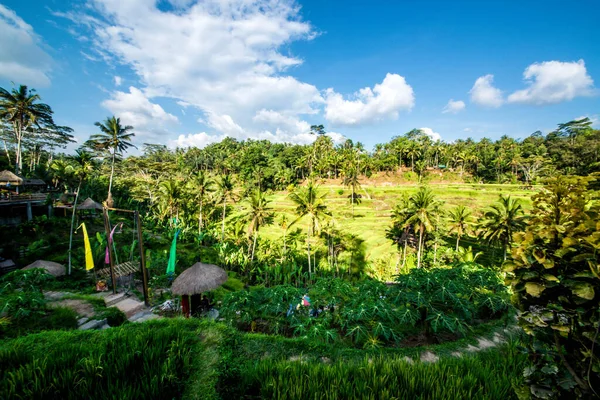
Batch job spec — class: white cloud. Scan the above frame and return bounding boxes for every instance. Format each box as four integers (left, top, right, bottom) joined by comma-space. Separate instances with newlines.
0, 5, 52, 86
463, 127, 472, 132
101, 86, 179, 142
507, 60, 594, 105
114, 76, 122, 86
326, 131, 346, 145
61, 0, 323, 143
442, 99, 465, 114
419, 127, 441, 142
469, 74, 503, 108
324, 73, 414, 125
170, 132, 225, 148
253, 109, 310, 135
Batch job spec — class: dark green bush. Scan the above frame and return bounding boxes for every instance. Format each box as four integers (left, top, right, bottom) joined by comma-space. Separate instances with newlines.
103, 307, 128, 327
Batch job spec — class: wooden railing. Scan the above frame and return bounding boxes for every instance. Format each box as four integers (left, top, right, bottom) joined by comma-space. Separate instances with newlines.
0, 193, 47, 203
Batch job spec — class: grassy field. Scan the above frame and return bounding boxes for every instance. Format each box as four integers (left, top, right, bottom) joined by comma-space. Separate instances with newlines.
256, 183, 535, 269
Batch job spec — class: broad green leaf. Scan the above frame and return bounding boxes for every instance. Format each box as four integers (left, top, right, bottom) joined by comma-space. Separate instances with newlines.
571, 282, 595, 300
542, 274, 559, 282
525, 282, 545, 297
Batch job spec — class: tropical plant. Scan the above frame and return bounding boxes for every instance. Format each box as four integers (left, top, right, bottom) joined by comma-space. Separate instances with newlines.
0, 85, 57, 174
288, 181, 330, 276
404, 187, 441, 268
193, 171, 215, 236
448, 205, 472, 251
478, 195, 527, 260
216, 174, 235, 242
504, 176, 600, 398
243, 189, 274, 261
342, 167, 361, 217
89, 116, 136, 202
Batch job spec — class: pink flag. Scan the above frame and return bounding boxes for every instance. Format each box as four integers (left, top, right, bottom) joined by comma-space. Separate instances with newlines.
105, 223, 122, 264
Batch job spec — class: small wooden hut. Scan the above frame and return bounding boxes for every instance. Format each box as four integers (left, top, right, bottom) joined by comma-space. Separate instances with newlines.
171, 262, 228, 317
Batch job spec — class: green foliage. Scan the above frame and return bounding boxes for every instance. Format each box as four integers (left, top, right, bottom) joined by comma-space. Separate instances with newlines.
241, 344, 526, 399
221, 265, 510, 346
102, 307, 128, 327
505, 176, 600, 398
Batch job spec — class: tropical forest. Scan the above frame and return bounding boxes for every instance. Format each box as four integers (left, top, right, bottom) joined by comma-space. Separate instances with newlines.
0, 1, 599, 399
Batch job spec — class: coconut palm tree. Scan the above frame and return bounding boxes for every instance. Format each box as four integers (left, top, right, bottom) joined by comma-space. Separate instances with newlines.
342, 167, 361, 217
288, 181, 330, 276
243, 189, 274, 261
0, 85, 55, 174
216, 174, 235, 242
66, 149, 94, 275
478, 195, 527, 260
448, 205, 472, 251
89, 116, 136, 203
404, 187, 440, 268
277, 214, 289, 259
193, 171, 215, 235
157, 179, 184, 224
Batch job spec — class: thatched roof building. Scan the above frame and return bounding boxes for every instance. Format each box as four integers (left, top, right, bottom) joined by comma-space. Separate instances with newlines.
171, 262, 228, 296
0, 170, 22, 186
23, 260, 66, 277
77, 197, 103, 210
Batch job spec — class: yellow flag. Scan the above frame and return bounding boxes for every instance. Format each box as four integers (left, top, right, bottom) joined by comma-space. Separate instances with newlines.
78, 223, 94, 271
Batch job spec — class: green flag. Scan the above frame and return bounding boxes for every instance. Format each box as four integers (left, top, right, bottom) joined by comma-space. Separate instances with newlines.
167, 229, 180, 275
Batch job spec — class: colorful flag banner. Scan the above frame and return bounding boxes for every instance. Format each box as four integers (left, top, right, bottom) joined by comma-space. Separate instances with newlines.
105, 223, 121, 264
78, 223, 94, 271
167, 229, 180, 275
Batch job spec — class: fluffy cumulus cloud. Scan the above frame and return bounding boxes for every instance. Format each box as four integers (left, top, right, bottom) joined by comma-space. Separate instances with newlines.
442, 99, 465, 114
324, 73, 414, 125
0, 5, 52, 86
61, 0, 327, 145
101, 86, 179, 142
114, 76, 122, 86
508, 60, 594, 105
419, 127, 441, 142
469, 75, 503, 108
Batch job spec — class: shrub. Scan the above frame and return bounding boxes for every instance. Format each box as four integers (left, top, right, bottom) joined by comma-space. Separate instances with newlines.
103, 307, 128, 327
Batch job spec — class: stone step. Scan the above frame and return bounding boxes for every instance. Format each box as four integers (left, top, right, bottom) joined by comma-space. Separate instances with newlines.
133, 313, 161, 323
77, 317, 89, 326
113, 298, 146, 318
78, 318, 107, 331
104, 292, 127, 306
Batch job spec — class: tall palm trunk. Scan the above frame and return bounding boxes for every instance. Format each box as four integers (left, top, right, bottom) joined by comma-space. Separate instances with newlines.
108, 149, 116, 199
456, 234, 461, 252
351, 185, 355, 217
221, 198, 226, 242
417, 224, 424, 268
306, 221, 312, 276
68, 179, 83, 275
283, 228, 287, 260
251, 231, 258, 262
198, 198, 203, 236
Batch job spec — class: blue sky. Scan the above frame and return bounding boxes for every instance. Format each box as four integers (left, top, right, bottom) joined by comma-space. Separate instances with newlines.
1, 0, 598, 152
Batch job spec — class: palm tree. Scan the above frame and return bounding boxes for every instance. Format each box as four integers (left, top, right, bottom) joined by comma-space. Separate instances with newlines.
243, 189, 274, 261
89, 116, 136, 203
478, 195, 527, 260
157, 179, 184, 224
288, 181, 330, 276
342, 167, 361, 217
448, 205, 472, 251
404, 187, 439, 268
193, 171, 215, 236
66, 149, 94, 275
0, 85, 54, 174
277, 214, 290, 259
216, 174, 235, 242
406, 142, 421, 172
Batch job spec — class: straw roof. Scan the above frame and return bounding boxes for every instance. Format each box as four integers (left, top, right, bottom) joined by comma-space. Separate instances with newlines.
77, 197, 103, 210
23, 260, 66, 277
0, 170, 22, 185
171, 262, 228, 295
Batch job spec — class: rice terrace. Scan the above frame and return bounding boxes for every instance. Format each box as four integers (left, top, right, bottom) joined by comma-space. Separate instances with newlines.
0, 0, 599, 399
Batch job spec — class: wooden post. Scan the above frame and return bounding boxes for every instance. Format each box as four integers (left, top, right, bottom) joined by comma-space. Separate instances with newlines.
103, 208, 117, 294
135, 211, 150, 306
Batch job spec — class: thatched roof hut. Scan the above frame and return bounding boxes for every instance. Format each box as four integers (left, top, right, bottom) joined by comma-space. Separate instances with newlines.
0, 170, 22, 186
171, 262, 227, 296
77, 197, 103, 210
23, 260, 66, 277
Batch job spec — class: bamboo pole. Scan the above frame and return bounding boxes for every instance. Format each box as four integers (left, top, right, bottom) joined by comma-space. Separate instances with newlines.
135, 210, 150, 306
103, 208, 118, 294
